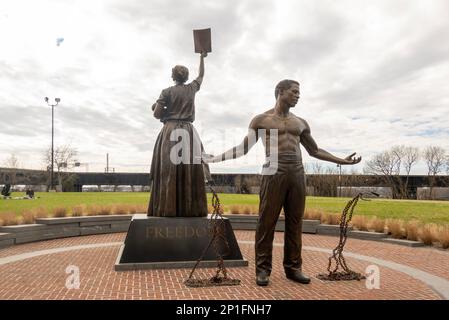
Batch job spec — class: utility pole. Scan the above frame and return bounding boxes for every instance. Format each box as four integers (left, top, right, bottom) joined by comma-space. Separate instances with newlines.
45, 97, 61, 191
337, 164, 342, 197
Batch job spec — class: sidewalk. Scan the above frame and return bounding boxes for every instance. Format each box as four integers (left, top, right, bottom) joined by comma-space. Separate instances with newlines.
0, 231, 447, 300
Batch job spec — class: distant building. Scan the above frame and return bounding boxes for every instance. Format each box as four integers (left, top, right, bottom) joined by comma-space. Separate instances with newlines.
1, 167, 448, 199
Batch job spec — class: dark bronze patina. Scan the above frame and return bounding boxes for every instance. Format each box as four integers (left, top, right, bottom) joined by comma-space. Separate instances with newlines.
148, 52, 209, 217
207, 79, 361, 286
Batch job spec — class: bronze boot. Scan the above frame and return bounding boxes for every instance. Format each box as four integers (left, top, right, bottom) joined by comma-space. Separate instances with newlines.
285, 269, 311, 284
256, 271, 270, 286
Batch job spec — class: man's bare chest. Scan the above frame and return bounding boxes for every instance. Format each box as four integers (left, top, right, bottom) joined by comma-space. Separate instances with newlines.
260, 116, 304, 137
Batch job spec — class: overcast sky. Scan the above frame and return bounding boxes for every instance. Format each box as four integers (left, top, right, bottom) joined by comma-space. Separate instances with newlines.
1, 0, 448, 174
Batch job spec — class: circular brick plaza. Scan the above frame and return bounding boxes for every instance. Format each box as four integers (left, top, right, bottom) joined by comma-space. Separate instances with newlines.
0, 230, 448, 300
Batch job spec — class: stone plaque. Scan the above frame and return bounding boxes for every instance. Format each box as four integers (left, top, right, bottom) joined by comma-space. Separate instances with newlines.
115, 214, 247, 270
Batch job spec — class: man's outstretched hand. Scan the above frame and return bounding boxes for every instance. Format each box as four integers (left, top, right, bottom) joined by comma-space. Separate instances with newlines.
342, 152, 362, 165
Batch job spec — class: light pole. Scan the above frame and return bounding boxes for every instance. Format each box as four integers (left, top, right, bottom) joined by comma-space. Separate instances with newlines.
45, 97, 61, 191
337, 163, 342, 197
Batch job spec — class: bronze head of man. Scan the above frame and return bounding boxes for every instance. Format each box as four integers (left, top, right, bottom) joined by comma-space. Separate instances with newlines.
275, 79, 300, 108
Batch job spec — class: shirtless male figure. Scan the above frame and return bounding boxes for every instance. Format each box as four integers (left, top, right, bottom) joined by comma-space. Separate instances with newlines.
206, 79, 361, 286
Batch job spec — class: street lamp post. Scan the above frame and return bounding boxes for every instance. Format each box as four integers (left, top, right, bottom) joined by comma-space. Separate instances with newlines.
337, 163, 342, 197
45, 97, 61, 191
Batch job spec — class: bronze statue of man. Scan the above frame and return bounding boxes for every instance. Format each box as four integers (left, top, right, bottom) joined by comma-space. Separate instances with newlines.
148, 52, 210, 217
205, 79, 361, 286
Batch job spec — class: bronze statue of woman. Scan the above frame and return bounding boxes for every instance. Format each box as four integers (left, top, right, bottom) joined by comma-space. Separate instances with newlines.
147, 52, 209, 217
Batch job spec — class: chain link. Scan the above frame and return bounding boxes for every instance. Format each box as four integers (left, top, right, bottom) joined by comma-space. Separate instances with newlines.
317, 193, 377, 281
184, 181, 241, 287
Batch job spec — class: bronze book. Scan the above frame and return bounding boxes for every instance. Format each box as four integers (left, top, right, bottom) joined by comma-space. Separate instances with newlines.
193, 28, 212, 53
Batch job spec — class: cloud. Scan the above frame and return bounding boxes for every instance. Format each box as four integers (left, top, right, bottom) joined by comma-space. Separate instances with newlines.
0, 0, 448, 174
320, 25, 449, 111
273, 8, 346, 71
0, 104, 49, 137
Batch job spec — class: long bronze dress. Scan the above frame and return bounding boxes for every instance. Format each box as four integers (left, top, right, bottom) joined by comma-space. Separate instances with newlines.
147, 79, 209, 217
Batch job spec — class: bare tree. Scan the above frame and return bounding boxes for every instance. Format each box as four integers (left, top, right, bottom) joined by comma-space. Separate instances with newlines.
3, 153, 20, 169
364, 150, 400, 175
2, 153, 21, 187
403, 146, 420, 175
391, 145, 405, 173
310, 162, 324, 196
402, 146, 420, 198
325, 165, 338, 175
423, 146, 447, 199
312, 162, 323, 174
364, 149, 402, 198
364, 145, 420, 199
304, 162, 310, 174
43, 145, 79, 191
390, 145, 420, 198
308, 163, 340, 197
424, 146, 446, 175
447, 155, 449, 175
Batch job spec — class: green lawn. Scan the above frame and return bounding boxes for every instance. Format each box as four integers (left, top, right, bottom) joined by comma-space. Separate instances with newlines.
215, 194, 449, 224
1, 192, 449, 225
306, 197, 449, 225
0, 192, 149, 214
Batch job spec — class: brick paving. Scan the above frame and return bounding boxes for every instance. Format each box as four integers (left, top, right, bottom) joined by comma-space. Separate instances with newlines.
0, 231, 447, 300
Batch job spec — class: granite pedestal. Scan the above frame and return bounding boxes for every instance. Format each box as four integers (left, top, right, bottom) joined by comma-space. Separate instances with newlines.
115, 214, 248, 270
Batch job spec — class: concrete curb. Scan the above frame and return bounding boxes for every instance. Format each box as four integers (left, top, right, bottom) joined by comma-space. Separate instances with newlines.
316, 224, 353, 235
0, 215, 133, 246
35, 215, 132, 225
0, 232, 16, 240
382, 238, 426, 247
0, 232, 15, 249
348, 230, 388, 240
